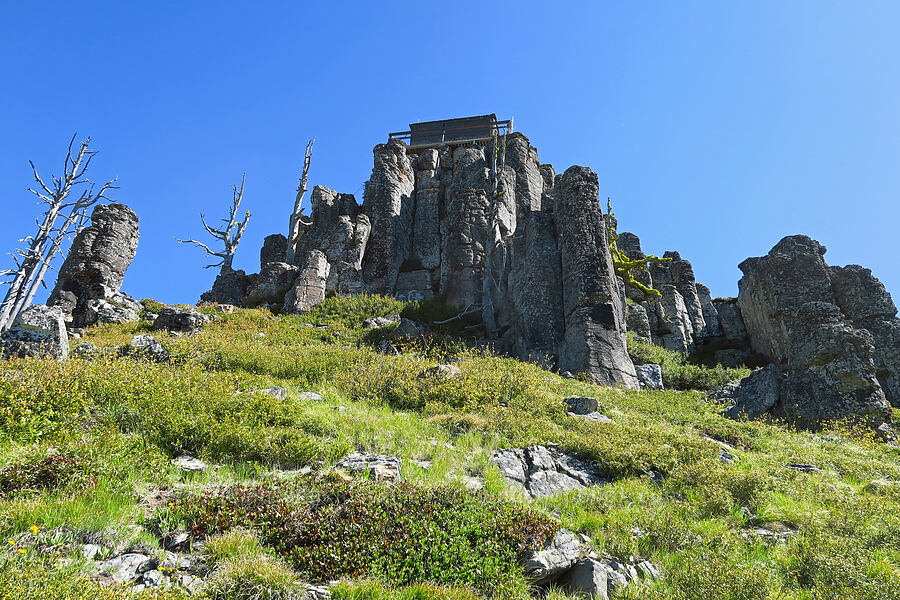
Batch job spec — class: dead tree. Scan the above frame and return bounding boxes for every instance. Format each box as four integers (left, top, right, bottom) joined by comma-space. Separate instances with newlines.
0, 135, 116, 332
285, 138, 315, 264
177, 174, 250, 272
481, 128, 508, 336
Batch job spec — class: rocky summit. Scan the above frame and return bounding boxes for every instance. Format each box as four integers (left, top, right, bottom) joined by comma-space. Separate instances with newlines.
2, 122, 900, 600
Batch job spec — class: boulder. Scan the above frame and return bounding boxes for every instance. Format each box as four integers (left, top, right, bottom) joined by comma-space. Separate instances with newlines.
710, 364, 780, 419
125, 334, 169, 362
152, 307, 210, 333
335, 453, 401, 481
557, 558, 610, 600
492, 445, 605, 498
0, 305, 69, 360
520, 529, 584, 584
635, 364, 664, 390
563, 397, 599, 415
48, 203, 140, 328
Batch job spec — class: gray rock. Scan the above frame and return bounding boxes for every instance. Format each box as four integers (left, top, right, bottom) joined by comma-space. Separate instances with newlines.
713, 364, 781, 420
521, 529, 583, 584
125, 334, 169, 362
492, 445, 604, 498
84, 295, 140, 325
553, 166, 638, 389
256, 386, 287, 400
172, 455, 206, 472
152, 307, 210, 333
376, 340, 400, 355
260, 233, 288, 268
418, 364, 460, 379
558, 558, 609, 600
635, 364, 664, 390
695, 283, 722, 339
142, 570, 167, 588
297, 391, 324, 401
564, 397, 600, 415
200, 268, 252, 306
785, 462, 820, 473
571, 412, 615, 424
363, 314, 400, 329
243, 261, 299, 308
0, 305, 69, 360
284, 250, 329, 313
99, 553, 151, 584
737, 236, 893, 431
336, 452, 401, 481
653, 285, 694, 352
395, 269, 434, 301
712, 297, 748, 343
625, 303, 651, 342
48, 203, 140, 328
362, 140, 415, 294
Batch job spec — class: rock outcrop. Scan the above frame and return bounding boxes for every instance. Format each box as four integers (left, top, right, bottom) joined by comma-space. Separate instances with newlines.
48, 203, 140, 328
735, 235, 895, 430
202, 131, 641, 386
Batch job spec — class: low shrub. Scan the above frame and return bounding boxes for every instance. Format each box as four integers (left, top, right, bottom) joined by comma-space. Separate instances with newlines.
0, 453, 86, 497
170, 477, 557, 594
627, 334, 751, 390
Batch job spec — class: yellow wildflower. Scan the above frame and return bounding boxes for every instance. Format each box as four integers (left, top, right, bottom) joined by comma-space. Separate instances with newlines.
16, 548, 26, 554
29, 525, 39, 535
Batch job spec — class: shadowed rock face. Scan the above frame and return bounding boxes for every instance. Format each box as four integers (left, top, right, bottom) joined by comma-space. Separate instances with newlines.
737, 235, 895, 429
48, 203, 139, 328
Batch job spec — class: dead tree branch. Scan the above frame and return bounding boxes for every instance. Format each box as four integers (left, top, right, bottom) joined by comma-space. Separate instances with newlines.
0, 135, 115, 332
177, 173, 250, 272
286, 138, 315, 264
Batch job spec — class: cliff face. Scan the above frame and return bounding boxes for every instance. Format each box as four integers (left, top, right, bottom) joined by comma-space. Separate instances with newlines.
284, 132, 639, 388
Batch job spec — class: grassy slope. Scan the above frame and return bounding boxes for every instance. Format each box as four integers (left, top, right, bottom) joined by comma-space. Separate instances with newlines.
0, 295, 898, 600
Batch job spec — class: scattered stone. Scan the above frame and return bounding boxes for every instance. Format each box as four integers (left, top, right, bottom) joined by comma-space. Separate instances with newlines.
376, 340, 400, 355
298, 391, 325, 401
570, 411, 615, 425
563, 397, 599, 415
335, 453, 401, 481
785, 462, 821, 473
493, 446, 605, 498
719, 449, 736, 464
172, 455, 206, 472
418, 364, 461, 379
521, 529, 584, 584
152, 307, 210, 333
363, 314, 401, 328
82, 543, 104, 560
125, 334, 169, 362
162, 531, 190, 551
99, 553, 152, 584
634, 364, 664, 390
0, 305, 69, 361
462, 476, 484, 491
255, 386, 287, 400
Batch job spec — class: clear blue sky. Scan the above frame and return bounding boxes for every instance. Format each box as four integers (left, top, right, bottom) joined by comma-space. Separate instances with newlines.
2, 1, 898, 305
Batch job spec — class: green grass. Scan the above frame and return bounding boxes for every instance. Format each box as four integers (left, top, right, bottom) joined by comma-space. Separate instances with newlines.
0, 295, 898, 599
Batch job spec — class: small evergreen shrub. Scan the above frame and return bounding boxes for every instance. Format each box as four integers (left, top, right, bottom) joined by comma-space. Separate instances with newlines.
0, 453, 85, 497
170, 477, 558, 594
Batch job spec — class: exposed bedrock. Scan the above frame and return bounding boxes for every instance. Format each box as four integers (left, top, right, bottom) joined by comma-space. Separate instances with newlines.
736, 235, 895, 429
553, 166, 639, 389
48, 203, 140, 328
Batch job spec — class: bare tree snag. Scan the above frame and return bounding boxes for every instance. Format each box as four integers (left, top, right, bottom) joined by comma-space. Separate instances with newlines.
177, 174, 250, 272
286, 138, 315, 264
0, 135, 116, 332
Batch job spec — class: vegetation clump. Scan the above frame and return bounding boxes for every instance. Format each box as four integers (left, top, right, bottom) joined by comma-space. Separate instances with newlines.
167, 476, 557, 595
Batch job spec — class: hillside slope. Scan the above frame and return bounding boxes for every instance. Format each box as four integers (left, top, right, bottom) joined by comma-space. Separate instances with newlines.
1, 295, 898, 600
